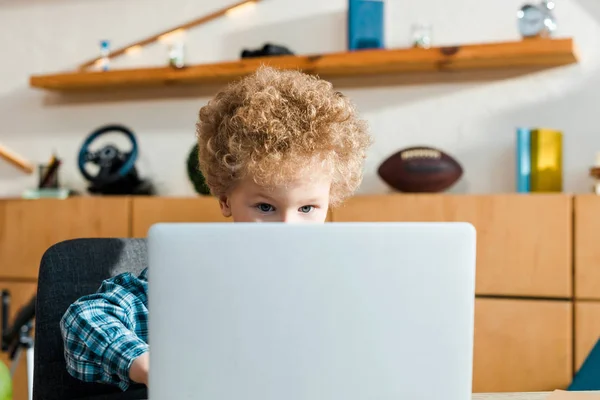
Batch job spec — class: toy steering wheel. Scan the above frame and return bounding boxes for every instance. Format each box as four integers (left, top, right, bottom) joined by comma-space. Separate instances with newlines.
78, 124, 138, 185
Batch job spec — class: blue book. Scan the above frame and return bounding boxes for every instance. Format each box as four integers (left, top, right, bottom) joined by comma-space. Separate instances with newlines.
348, 0, 385, 51
569, 338, 600, 391
516, 127, 531, 193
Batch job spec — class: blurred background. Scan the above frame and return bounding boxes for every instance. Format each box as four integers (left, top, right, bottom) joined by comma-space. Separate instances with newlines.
2, 1, 600, 399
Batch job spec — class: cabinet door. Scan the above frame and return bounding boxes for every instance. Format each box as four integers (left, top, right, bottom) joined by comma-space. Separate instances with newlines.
473, 298, 572, 392
574, 195, 600, 300
0, 282, 37, 400
575, 301, 600, 371
0, 198, 130, 279
331, 194, 572, 298
131, 197, 230, 238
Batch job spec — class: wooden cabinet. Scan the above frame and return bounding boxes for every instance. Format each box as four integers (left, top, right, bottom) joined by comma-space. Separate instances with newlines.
574, 195, 600, 300
0, 197, 129, 399
473, 298, 572, 392
331, 194, 572, 298
0, 194, 581, 396
332, 194, 575, 392
574, 301, 600, 372
0, 281, 37, 400
0, 198, 130, 279
131, 196, 229, 237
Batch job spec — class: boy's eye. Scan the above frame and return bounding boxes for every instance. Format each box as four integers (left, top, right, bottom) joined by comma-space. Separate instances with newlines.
299, 205, 314, 214
257, 203, 275, 213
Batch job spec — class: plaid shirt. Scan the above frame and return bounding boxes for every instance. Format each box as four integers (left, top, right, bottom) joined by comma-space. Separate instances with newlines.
60, 268, 149, 391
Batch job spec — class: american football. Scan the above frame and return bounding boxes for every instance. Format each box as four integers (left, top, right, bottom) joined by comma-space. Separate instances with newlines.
377, 146, 463, 193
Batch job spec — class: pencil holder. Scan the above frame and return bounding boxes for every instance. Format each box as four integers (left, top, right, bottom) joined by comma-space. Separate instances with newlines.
38, 163, 59, 189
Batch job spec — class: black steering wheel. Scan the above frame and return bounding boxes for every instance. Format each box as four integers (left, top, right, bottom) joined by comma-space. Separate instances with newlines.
78, 124, 138, 186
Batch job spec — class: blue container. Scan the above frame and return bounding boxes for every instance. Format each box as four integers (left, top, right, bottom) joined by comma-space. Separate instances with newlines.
348, 0, 385, 51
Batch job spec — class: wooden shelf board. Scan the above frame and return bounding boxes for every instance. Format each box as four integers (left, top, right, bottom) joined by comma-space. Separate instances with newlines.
30, 38, 578, 92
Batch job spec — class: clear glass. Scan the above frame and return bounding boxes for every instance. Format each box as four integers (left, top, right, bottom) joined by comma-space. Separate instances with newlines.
411, 22, 432, 49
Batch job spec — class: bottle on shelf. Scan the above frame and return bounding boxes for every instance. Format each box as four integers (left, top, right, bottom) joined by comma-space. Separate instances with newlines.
99, 40, 110, 71
168, 41, 186, 69
589, 153, 600, 195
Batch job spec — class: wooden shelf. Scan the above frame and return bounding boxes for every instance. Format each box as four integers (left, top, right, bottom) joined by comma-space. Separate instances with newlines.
30, 38, 577, 92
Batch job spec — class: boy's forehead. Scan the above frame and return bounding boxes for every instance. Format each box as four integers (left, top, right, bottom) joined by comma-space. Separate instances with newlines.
239, 174, 331, 198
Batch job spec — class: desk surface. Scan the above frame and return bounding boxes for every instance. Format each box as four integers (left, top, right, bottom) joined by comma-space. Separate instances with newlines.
474, 393, 600, 400
474, 394, 549, 400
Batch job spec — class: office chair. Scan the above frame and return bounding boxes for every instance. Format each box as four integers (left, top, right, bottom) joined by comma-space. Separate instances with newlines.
33, 238, 149, 400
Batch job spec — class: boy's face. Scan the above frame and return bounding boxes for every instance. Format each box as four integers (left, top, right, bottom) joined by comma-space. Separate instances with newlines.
218, 172, 331, 223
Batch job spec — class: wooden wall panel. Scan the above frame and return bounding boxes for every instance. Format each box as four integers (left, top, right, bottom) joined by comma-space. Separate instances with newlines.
0, 197, 130, 279
473, 298, 572, 392
131, 197, 230, 237
0, 282, 37, 400
574, 195, 600, 300
575, 301, 600, 372
331, 194, 572, 298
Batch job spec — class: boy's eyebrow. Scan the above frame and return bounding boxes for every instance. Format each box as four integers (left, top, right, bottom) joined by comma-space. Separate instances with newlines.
254, 192, 276, 202
303, 198, 323, 204
254, 193, 324, 205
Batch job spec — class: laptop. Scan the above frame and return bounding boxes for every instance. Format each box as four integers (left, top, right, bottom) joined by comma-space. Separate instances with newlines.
147, 222, 476, 400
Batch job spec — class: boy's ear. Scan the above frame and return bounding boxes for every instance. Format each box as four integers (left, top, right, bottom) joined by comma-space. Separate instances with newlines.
218, 195, 232, 218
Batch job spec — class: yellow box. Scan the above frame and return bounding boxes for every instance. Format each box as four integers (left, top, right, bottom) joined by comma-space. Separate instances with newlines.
530, 128, 563, 192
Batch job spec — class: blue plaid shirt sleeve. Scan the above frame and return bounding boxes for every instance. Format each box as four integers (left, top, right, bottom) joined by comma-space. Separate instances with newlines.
60, 268, 149, 391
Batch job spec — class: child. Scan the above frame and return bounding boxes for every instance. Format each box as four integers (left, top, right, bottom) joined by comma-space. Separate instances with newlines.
60, 66, 372, 390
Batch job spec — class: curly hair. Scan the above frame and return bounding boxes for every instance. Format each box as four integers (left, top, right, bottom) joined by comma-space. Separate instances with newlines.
196, 66, 371, 206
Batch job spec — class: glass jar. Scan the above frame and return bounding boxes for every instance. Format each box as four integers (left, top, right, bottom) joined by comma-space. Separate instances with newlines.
411, 22, 432, 49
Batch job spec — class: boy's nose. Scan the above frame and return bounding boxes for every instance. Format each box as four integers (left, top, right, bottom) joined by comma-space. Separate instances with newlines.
280, 211, 300, 223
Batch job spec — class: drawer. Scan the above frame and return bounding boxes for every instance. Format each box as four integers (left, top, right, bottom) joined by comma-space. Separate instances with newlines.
331, 194, 572, 297
0, 281, 37, 400
473, 298, 572, 392
574, 301, 600, 371
574, 195, 600, 299
0, 198, 130, 279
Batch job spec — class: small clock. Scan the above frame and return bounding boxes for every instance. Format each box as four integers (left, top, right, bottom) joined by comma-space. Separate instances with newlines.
517, 1, 557, 38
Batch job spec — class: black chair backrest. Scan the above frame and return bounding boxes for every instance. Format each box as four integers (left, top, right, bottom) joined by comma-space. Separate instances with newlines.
34, 238, 148, 400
